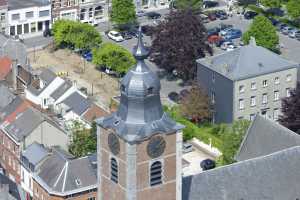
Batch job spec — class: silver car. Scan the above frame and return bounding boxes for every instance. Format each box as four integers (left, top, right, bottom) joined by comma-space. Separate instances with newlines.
288, 29, 300, 38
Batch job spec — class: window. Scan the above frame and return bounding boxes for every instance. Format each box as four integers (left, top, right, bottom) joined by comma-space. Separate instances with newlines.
12, 13, 20, 20
239, 99, 244, 110
88, 198, 96, 200
250, 96, 256, 107
38, 21, 43, 31
147, 87, 153, 95
150, 161, 162, 186
274, 90, 279, 101
250, 114, 255, 121
239, 85, 245, 93
286, 74, 292, 82
262, 93, 268, 104
0, 13, 5, 21
10, 26, 15, 36
39, 10, 49, 17
262, 80, 268, 87
110, 158, 118, 183
273, 109, 279, 120
17, 24, 22, 35
31, 22, 36, 32
251, 82, 256, 90
24, 24, 29, 34
286, 88, 291, 97
212, 72, 215, 83
274, 77, 280, 84
25, 11, 33, 18
211, 91, 215, 104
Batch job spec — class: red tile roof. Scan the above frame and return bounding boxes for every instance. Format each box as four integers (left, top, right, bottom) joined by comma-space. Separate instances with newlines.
0, 57, 12, 80
83, 104, 109, 124
4, 99, 31, 123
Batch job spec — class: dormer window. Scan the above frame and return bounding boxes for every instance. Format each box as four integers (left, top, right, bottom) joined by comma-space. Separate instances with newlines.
147, 87, 154, 95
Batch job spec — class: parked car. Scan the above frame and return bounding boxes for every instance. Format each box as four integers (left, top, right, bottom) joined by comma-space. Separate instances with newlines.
208, 35, 222, 44
107, 30, 124, 42
224, 29, 242, 40
219, 23, 233, 31
268, 17, 279, 26
244, 11, 257, 20
82, 51, 93, 62
226, 44, 237, 51
281, 26, 293, 35
136, 10, 145, 17
215, 10, 228, 19
288, 29, 300, 38
203, 1, 219, 8
146, 11, 161, 19
208, 13, 217, 21
199, 14, 209, 23
182, 143, 193, 154
221, 41, 235, 50
43, 29, 52, 37
266, 8, 284, 17
200, 159, 216, 171
207, 28, 220, 37
168, 91, 179, 102
141, 25, 154, 36
296, 33, 300, 41
121, 31, 133, 40
219, 27, 233, 36
277, 23, 287, 31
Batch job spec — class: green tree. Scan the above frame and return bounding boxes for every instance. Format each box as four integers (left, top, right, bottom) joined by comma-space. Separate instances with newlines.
52, 20, 102, 50
237, 0, 257, 7
110, 0, 136, 26
92, 42, 136, 75
218, 120, 250, 165
287, 0, 300, 19
260, 0, 281, 8
69, 121, 97, 157
171, 0, 202, 11
242, 15, 279, 52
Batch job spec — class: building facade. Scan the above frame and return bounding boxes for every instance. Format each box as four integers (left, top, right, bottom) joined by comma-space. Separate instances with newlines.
8, 0, 51, 38
51, 0, 78, 21
0, 0, 8, 34
197, 40, 299, 123
135, 0, 170, 11
96, 30, 183, 200
79, 0, 107, 25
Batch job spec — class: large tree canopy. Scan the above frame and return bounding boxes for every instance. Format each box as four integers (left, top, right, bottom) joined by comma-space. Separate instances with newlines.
279, 82, 300, 134
242, 15, 279, 52
180, 84, 211, 123
286, 0, 300, 19
92, 42, 136, 75
110, 0, 136, 26
52, 20, 102, 50
260, 0, 281, 8
150, 9, 212, 80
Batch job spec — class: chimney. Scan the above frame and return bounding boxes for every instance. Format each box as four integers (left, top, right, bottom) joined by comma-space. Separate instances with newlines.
12, 60, 18, 92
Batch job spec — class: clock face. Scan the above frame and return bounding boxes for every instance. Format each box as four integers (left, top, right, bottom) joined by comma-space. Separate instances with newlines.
147, 136, 166, 158
108, 133, 120, 155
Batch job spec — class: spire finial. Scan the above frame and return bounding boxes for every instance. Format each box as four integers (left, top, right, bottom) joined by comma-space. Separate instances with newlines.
133, 26, 149, 60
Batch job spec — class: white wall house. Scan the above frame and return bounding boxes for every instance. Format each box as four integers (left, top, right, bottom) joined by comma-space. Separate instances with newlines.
79, 0, 107, 25
135, 0, 170, 11
8, 0, 51, 38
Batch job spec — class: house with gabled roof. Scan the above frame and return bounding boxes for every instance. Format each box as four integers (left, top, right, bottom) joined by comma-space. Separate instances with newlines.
197, 39, 300, 123
0, 107, 69, 183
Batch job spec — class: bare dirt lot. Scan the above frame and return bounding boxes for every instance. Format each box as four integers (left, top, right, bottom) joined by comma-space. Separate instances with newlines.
28, 48, 119, 109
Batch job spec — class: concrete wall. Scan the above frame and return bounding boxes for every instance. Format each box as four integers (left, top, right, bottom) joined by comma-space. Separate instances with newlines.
197, 63, 234, 123
25, 121, 69, 151
233, 68, 298, 121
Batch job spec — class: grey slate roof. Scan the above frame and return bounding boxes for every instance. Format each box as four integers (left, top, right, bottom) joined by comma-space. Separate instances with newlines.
236, 115, 300, 161
197, 42, 299, 81
36, 148, 97, 195
0, 34, 27, 67
62, 92, 90, 116
97, 29, 183, 143
27, 68, 57, 96
50, 80, 72, 101
0, 96, 22, 120
182, 146, 300, 200
8, 0, 50, 10
0, 84, 15, 110
22, 142, 48, 167
4, 108, 44, 142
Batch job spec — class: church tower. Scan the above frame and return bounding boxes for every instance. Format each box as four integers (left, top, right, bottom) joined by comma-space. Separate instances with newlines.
96, 29, 184, 200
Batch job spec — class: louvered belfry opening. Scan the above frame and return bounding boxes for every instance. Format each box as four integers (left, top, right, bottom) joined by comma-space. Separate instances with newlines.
150, 161, 162, 186
111, 158, 118, 183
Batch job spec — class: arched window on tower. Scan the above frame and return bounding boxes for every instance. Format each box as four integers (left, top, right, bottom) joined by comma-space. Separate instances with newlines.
150, 161, 162, 186
111, 158, 118, 183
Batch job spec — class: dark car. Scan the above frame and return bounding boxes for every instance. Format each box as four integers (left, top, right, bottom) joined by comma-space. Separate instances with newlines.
215, 10, 228, 19
266, 8, 284, 17
268, 17, 279, 26
200, 159, 216, 171
219, 23, 233, 31
208, 13, 217, 21
141, 25, 154, 36
203, 1, 219, 8
207, 27, 220, 37
224, 29, 242, 40
43, 29, 52, 37
146, 12, 161, 19
244, 11, 258, 19
121, 31, 133, 40
82, 51, 93, 62
168, 92, 179, 103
